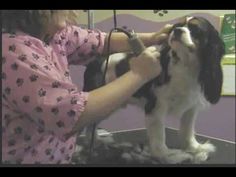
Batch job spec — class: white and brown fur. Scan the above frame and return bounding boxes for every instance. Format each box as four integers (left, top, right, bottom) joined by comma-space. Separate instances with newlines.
83, 16, 225, 163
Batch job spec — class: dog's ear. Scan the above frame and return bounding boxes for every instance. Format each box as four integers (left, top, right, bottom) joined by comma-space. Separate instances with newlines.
198, 26, 225, 104
153, 43, 171, 86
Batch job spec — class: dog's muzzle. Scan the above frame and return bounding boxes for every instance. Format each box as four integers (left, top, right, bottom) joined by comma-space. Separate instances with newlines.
169, 27, 196, 52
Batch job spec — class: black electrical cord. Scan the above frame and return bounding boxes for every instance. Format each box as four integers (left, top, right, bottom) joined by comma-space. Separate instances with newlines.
88, 10, 133, 162
87, 123, 96, 161
103, 28, 132, 83
87, 27, 133, 162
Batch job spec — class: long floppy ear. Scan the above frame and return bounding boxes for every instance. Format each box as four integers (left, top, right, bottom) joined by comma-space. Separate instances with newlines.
198, 26, 225, 104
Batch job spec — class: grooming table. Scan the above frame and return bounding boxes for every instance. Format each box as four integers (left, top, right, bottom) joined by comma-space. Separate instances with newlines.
72, 128, 235, 165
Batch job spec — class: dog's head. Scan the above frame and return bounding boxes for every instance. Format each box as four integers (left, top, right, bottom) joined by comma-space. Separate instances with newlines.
167, 16, 225, 104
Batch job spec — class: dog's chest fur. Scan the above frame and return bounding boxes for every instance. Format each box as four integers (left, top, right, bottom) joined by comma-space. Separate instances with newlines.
155, 53, 206, 116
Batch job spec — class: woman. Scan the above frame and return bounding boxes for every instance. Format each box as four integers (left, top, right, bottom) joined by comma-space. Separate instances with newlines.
2, 10, 172, 164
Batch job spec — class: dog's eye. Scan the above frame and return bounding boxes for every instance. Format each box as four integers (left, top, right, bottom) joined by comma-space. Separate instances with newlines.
188, 24, 202, 38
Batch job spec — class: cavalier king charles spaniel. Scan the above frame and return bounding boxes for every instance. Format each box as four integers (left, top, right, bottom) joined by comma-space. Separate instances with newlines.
83, 16, 225, 164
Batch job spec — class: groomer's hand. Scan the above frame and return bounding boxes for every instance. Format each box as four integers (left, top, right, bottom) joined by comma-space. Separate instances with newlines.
150, 24, 173, 45
129, 46, 161, 83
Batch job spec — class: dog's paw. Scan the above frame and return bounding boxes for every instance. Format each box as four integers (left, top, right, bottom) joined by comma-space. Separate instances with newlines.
186, 141, 216, 163
152, 149, 193, 164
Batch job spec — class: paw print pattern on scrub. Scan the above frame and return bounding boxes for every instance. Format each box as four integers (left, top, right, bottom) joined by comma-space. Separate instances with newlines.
2, 25, 106, 164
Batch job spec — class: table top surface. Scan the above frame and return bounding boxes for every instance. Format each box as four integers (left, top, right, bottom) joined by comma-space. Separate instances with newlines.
72, 128, 235, 165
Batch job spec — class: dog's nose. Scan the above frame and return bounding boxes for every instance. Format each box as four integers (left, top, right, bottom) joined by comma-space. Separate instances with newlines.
173, 28, 183, 38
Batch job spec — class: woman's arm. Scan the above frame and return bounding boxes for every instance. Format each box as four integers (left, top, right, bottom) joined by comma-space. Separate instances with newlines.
69, 46, 161, 135
102, 24, 173, 55
75, 71, 145, 130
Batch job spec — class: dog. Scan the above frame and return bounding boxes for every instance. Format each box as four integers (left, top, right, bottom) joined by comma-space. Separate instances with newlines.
83, 16, 225, 164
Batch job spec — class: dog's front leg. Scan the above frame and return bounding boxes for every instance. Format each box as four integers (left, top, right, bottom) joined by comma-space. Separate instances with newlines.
180, 108, 216, 163
146, 107, 193, 164
145, 108, 167, 156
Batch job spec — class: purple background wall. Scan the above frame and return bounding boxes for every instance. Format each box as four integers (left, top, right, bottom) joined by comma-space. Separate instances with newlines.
70, 13, 235, 142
